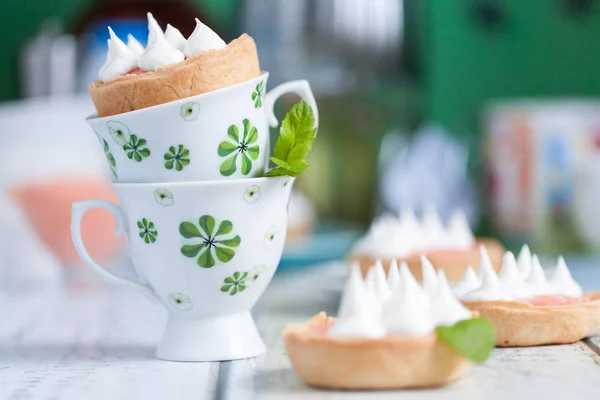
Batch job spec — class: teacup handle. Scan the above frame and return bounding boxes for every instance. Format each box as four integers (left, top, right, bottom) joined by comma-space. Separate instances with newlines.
265, 80, 319, 130
71, 200, 161, 305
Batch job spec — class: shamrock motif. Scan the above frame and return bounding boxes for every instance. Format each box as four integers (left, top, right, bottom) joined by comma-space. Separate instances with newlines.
251, 81, 264, 108
107, 121, 131, 146
154, 188, 174, 206
264, 226, 281, 249
248, 265, 268, 283
137, 218, 158, 244
220, 272, 248, 296
102, 139, 117, 178
217, 119, 260, 176
123, 134, 151, 162
180, 215, 241, 268
169, 292, 193, 310
164, 145, 191, 171
243, 185, 261, 203
180, 102, 200, 121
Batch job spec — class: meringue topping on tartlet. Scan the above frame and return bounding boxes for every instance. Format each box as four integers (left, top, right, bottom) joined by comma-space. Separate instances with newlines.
284, 262, 495, 390
456, 246, 600, 346
349, 208, 504, 282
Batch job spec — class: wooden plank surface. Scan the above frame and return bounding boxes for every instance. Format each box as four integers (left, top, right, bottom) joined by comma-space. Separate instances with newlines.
1, 262, 600, 399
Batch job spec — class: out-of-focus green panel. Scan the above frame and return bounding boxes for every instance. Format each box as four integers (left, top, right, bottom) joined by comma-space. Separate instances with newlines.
425, 1, 600, 135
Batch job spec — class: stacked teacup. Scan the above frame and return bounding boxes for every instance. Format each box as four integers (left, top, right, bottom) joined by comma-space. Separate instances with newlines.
71, 71, 318, 361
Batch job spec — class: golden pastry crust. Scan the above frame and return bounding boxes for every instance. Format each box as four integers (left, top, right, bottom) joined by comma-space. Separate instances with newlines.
88, 34, 261, 117
464, 292, 600, 347
349, 238, 504, 282
283, 312, 471, 390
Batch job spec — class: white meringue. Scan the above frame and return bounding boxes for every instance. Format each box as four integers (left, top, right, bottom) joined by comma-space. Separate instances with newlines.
138, 13, 185, 70
462, 246, 511, 301
421, 255, 438, 297
550, 256, 583, 298
452, 266, 480, 298
516, 244, 532, 279
431, 270, 472, 326
183, 18, 226, 57
524, 255, 550, 297
370, 261, 392, 303
329, 264, 385, 338
127, 34, 145, 56
387, 259, 400, 291
99, 28, 138, 82
498, 251, 528, 299
165, 24, 187, 51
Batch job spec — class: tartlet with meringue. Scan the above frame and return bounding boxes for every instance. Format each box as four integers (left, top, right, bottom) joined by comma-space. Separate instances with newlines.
454, 245, 600, 347
89, 13, 260, 117
284, 260, 495, 390
349, 208, 504, 282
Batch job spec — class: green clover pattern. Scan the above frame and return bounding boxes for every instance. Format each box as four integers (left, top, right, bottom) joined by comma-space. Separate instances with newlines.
251, 81, 264, 108
138, 218, 158, 244
217, 119, 260, 177
220, 271, 248, 295
123, 134, 151, 162
179, 215, 241, 268
102, 139, 117, 178
164, 145, 191, 171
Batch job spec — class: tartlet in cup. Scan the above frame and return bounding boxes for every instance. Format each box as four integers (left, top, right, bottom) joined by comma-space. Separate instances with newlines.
89, 33, 260, 117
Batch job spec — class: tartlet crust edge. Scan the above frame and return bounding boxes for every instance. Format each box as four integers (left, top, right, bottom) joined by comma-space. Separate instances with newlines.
464, 293, 600, 347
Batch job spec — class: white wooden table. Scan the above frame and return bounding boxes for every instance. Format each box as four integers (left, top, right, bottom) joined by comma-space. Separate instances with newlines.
2, 260, 600, 399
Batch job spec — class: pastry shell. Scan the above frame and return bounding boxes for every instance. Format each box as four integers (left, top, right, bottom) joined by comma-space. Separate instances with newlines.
349, 238, 504, 282
464, 292, 600, 347
283, 312, 471, 390
88, 34, 261, 117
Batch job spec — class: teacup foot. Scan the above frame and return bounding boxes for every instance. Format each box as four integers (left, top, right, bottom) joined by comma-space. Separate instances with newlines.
156, 312, 266, 362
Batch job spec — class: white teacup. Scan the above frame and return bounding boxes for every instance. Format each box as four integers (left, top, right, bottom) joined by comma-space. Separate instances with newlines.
86, 73, 318, 182
71, 176, 294, 361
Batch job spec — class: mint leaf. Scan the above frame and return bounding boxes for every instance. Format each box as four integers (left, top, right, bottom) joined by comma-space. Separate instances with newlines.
266, 100, 316, 177
265, 167, 288, 177
435, 318, 496, 363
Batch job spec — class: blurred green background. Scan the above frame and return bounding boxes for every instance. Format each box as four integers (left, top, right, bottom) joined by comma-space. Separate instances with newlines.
4, 0, 600, 258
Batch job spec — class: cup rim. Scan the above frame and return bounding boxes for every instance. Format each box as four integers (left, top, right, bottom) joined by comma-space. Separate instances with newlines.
112, 175, 293, 189
86, 71, 270, 123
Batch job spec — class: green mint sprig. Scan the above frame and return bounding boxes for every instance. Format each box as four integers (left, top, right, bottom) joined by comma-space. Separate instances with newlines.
265, 100, 317, 177
435, 317, 496, 363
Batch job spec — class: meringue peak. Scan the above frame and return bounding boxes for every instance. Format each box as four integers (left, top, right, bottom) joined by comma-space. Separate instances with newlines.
387, 259, 400, 290
127, 34, 145, 56
421, 255, 438, 296
99, 27, 138, 82
183, 17, 226, 57
165, 23, 187, 51
498, 251, 527, 298
516, 244, 532, 279
431, 270, 472, 326
452, 266, 480, 298
551, 256, 583, 298
138, 13, 184, 70
371, 261, 392, 302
